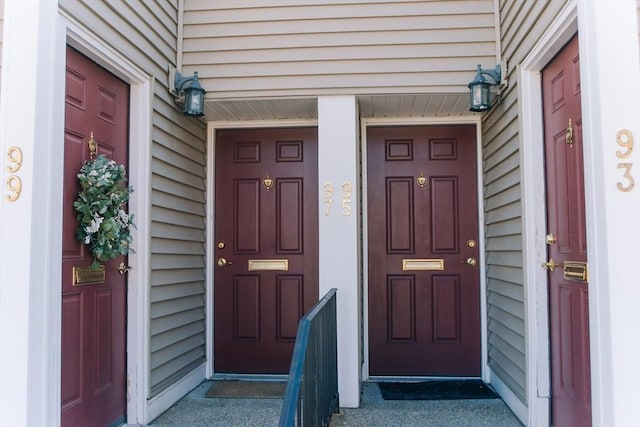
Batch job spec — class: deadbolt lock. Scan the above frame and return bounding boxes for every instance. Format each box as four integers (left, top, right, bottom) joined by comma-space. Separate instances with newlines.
217, 242, 225, 249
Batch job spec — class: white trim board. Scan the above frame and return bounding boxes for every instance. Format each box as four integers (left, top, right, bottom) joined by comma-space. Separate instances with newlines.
59, 11, 154, 426
518, 3, 577, 426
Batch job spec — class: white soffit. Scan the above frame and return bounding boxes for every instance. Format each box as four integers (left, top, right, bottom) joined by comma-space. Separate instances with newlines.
203, 94, 475, 121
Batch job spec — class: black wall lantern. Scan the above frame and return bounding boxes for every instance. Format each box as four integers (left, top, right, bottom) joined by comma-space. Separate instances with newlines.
468, 64, 502, 112
168, 67, 206, 117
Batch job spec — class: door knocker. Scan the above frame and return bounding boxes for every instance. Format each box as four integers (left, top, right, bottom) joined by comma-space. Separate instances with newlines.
416, 172, 427, 189
263, 173, 273, 191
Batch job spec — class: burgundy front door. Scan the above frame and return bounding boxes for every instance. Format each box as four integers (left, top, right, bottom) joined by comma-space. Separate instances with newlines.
367, 125, 481, 376
62, 47, 129, 426
214, 127, 319, 373
542, 35, 592, 426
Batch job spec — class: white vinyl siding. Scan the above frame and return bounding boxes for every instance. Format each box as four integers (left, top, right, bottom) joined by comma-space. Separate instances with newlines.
58, 0, 208, 398
484, 0, 569, 404
182, 0, 497, 99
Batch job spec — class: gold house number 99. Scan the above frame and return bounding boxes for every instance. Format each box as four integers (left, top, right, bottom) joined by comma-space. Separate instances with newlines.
615, 130, 635, 192
5, 146, 23, 202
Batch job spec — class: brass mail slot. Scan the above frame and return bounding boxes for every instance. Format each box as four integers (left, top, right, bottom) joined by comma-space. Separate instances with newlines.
248, 259, 289, 271
73, 265, 105, 286
402, 259, 445, 271
563, 261, 588, 282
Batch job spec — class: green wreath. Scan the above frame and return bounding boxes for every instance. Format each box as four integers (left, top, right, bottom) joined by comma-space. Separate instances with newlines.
73, 154, 135, 269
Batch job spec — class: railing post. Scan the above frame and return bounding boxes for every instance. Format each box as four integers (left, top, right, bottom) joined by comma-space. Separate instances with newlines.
279, 289, 339, 427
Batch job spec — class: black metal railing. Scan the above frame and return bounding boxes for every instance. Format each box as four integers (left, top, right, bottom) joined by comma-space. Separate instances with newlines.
279, 288, 339, 427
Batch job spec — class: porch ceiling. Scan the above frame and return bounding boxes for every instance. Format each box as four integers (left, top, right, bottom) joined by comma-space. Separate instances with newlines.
203, 94, 475, 122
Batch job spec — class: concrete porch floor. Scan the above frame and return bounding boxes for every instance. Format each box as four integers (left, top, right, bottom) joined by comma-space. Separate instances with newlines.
147, 381, 523, 426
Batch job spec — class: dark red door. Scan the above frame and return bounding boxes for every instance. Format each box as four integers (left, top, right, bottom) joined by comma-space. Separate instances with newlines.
542, 35, 591, 426
62, 47, 129, 426
367, 125, 481, 376
214, 128, 319, 373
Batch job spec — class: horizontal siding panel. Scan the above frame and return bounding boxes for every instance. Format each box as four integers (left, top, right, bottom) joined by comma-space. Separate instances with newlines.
152, 123, 207, 163
151, 282, 205, 303
485, 235, 522, 252
484, 151, 519, 186
489, 358, 526, 402
184, 15, 494, 38
487, 278, 525, 302
153, 144, 207, 174
151, 238, 205, 255
151, 206, 205, 230
151, 173, 206, 202
489, 319, 525, 348
184, 28, 496, 51
151, 269, 205, 287
197, 57, 495, 78
150, 350, 205, 395
488, 339, 526, 398
484, 200, 521, 225
150, 308, 205, 336
150, 322, 206, 353
489, 333, 526, 369
484, 168, 520, 199
186, 1, 492, 23
486, 264, 524, 286
150, 254, 206, 270
484, 185, 521, 211
151, 221, 206, 242
151, 334, 206, 370
151, 191, 206, 217
488, 292, 524, 319
485, 217, 522, 239
486, 252, 524, 270
488, 305, 525, 337
151, 295, 205, 318
182, 0, 497, 98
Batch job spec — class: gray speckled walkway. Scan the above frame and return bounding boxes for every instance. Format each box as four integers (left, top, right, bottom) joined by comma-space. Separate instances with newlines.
148, 381, 523, 427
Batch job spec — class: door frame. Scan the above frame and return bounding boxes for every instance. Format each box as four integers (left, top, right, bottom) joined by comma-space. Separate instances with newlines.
360, 117, 487, 382
519, 2, 640, 425
519, 6, 578, 425
206, 119, 318, 378
52, 12, 152, 425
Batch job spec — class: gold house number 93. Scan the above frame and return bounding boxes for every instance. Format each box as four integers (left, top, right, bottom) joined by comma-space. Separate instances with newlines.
615, 130, 635, 192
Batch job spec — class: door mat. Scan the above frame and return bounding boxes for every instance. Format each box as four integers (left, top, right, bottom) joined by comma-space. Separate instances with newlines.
205, 381, 287, 399
378, 380, 498, 400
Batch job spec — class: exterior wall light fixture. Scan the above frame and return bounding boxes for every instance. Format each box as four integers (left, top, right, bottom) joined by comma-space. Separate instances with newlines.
468, 64, 503, 112
168, 66, 206, 117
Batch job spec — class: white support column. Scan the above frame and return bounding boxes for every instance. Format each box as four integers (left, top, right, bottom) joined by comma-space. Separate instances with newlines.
318, 96, 360, 408
578, 2, 640, 426
0, 1, 62, 426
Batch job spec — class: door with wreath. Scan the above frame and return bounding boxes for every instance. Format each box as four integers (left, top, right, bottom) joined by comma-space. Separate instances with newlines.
61, 46, 133, 427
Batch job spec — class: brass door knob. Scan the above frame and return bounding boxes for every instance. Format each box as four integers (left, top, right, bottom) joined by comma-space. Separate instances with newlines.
542, 259, 557, 271
217, 257, 232, 267
461, 257, 477, 266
